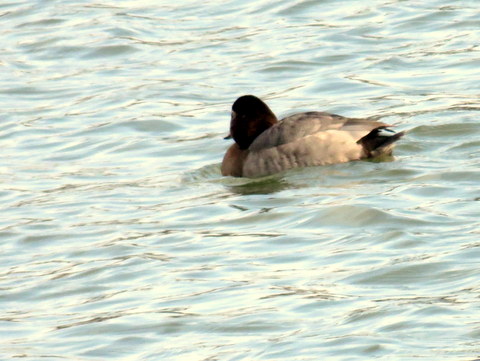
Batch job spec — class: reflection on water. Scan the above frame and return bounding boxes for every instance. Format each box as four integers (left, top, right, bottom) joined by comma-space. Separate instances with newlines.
1, 0, 480, 360
227, 177, 291, 195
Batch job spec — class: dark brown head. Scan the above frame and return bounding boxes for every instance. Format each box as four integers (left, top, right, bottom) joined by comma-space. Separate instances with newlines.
229, 95, 278, 150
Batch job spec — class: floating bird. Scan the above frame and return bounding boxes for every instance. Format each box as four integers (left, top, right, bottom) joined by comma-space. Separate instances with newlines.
221, 95, 404, 177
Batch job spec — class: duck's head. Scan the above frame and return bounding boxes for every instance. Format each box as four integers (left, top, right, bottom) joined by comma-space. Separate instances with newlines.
228, 95, 278, 150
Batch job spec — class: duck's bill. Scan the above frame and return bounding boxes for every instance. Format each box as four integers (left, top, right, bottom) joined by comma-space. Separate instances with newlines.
224, 133, 232, 139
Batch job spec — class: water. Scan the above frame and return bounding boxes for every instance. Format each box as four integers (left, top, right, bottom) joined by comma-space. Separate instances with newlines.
1, 0, 479, 360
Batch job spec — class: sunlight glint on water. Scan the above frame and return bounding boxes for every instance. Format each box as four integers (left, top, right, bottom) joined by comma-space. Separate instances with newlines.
1, 1, 479, 360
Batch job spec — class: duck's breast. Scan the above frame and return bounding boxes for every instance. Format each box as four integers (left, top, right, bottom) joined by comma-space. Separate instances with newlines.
221, 143, 249, 177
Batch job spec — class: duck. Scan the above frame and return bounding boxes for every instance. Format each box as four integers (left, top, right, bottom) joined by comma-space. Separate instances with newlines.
221, 95, 404, 178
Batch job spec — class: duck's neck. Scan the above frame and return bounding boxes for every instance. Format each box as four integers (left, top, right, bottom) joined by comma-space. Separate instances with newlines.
263, 113, 278, 128
238, 113, 278, 150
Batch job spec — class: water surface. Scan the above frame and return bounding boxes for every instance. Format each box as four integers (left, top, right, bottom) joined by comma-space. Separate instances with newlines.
1, 1, 479, 360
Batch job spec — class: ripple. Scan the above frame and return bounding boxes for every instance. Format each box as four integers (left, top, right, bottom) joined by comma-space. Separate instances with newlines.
84, 45, 139, 58
1, 0, 480, 360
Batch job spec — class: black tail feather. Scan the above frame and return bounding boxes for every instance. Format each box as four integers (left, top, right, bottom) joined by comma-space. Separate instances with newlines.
357, 127, 404, 157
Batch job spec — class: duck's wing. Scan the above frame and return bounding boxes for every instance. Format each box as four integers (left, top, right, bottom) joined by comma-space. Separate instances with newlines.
249, 112, 388, 152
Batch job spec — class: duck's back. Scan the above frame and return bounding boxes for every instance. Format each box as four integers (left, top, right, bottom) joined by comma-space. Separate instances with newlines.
242, 112, 388, 178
